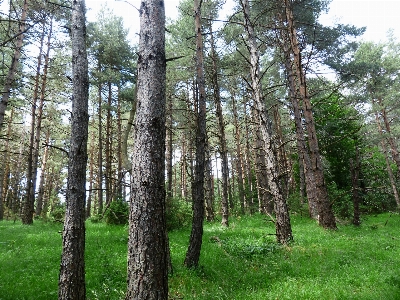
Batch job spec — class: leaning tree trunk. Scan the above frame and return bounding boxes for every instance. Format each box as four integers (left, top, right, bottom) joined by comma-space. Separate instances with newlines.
283, 52, 318, 218
283, 0, 336, 229
58, 1, 89, 298
125, 0, 168, 298
241, 0, 292, 244
184, 0, 207, 268
0, 0, 29, 131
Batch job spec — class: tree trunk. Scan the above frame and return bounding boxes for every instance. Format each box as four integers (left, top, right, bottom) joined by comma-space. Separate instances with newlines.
374, 107, 400, 208
377, 98, 400, 172
209, 22, 229, 227
22, 23, 46, 225
241, 0, 292, 243
32, 19, 53, 217
58, 1, 89, 298
283, 52, 318, 218
166, 94, 173, 200
97, 83, 103, 214
204, 140, 215, 221
105, 81, 113, 204
184, 0, 207, 268
283, 0, 336, 229
0, 0, 29, 131
350, 146, 361, 226
231, 94, 246, 214
126, 1, 168, 298
35, 130, 50, 216
86, 131, 95, 218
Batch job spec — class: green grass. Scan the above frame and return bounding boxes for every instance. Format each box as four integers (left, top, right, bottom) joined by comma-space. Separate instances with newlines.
1, 213, 399, 299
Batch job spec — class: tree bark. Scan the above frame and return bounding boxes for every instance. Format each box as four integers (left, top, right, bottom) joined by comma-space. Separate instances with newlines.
0, 0, 29, 131
350, 146, 361, 225
97, 82, 103, 214
58, 1, 89, 298
184, 0, 207, 268
126, 1, 168, 298
283, 0, 336, 229
241, 0, 292, 243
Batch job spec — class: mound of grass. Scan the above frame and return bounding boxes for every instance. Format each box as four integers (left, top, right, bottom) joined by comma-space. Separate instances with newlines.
0, 213, 399, 299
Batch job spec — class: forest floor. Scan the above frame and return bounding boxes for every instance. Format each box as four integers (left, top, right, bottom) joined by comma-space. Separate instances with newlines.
0, 212, 399, 299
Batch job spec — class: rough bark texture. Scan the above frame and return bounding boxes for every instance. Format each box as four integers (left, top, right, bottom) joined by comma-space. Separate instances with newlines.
283, 0, 336, 229
58, 1, 89, 299
284, 54, 318, 218
184, 0, 206, 268
241, 0, 292, 243
125, 1, 168, 299
0, 0, 28, 131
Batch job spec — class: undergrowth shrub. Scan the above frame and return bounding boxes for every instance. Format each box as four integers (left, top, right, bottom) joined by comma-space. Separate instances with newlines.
49, 203, 65, 223
166, 197, 192, 231
217, 236, 281, 259
104, 199, 129, 225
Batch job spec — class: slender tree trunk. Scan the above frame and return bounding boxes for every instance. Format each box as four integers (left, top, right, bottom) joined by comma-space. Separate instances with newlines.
181, 132, 187, 199
58, 1, 89, 298
0, 107, 14, 220
374, 107, 400, 208
35, 130, 50, 216
209, 22, 229, 227
32, 19, 53, 217
0, 0, 29, 131
231, 94, 246, 214
241, 0, 292, 243
166, 94, 173, 200
204, 140, 215, 221
105, 81, 113, 204
244, 101, 254, 212
350, 146, 361, 225
116, 86, 123, 199
377, 98, 400, 172
23, 23, 46, 224
97, 83, 103, 214
126, 0, 168, 298
86, 131, 95, 218
184, 0, 207, 267
283, 0, 336, 229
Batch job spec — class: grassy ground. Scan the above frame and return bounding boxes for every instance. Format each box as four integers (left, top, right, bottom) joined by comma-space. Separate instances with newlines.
0, 213, 399, 299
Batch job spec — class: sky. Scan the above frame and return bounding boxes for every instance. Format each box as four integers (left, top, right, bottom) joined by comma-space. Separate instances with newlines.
85, 0, 400, 44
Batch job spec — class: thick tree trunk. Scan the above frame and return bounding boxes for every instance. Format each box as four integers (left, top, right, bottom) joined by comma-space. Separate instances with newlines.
241, 0, 292, 243
126, 1, 168, 298
58, 1, 89, 299
284, 54, 318, 218
0, 0, 29, 131
209, 23, 229, 227
184, 0, 207, 268
283, 0, 336, 229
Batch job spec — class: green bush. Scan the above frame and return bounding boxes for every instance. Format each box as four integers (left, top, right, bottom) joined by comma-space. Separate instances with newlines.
49, 203, 66, 223
104, 199, 129, 225
166, 197, 192, 231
